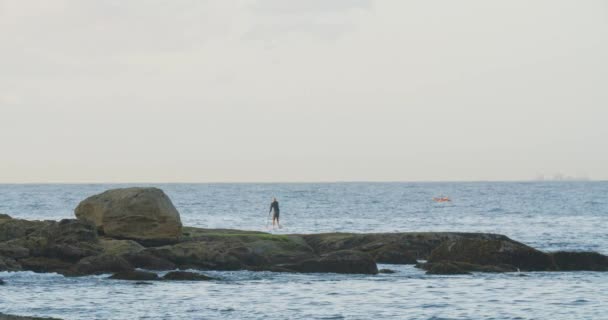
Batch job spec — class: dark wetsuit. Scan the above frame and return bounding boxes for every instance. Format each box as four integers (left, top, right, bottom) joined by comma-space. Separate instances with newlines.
270, 200, 280, 218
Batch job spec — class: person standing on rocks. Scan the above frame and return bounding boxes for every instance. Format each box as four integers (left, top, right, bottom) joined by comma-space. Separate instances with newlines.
269, 197, 280, 229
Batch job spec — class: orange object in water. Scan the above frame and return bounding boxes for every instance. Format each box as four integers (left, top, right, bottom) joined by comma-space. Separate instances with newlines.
433, 197, 451, 202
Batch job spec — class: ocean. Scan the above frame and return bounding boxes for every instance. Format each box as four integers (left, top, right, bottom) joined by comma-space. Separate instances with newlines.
1, 182, 607, 319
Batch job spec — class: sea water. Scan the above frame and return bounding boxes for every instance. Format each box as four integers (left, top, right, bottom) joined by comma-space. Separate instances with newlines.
1, 182, 607, 319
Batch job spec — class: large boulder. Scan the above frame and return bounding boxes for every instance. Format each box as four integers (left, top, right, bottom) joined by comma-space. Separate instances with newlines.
74, 188, 182, 244
427, 238, 554, 272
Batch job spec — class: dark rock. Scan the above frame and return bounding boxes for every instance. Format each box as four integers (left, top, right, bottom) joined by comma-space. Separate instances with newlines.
73, 254, 133, 275
0, 279, 5, 285
0, 243, 30, 259
372, 245, 418, 264
283, 250, 378, 274
134, 281, 154, 285
74, 187, 182, 244
145, 233, 315, 270
418, 261, 516, 274
18, 257, 72, 274
109, 270, 159, 281
0, 218, 51, 242
46, 219, 98, 244
302, 232, 510, 262
145, 242, 243, 270
0, 256, 22, 271
123, 252, 176, 270
31, 219, 101, 262
550, 251, 608, 271
0, 214, 12, 220
162, 271, 213, 281
427, 238, 553, 271
423, 262, 471, 275
378, 269, 396, 274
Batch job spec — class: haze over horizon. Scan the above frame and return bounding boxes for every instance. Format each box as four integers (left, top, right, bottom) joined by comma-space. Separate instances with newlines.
1, 0, 607, 183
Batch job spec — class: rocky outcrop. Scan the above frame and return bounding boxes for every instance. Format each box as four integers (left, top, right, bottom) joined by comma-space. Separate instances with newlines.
3, 188, 608, 277
74, 187, 182, 244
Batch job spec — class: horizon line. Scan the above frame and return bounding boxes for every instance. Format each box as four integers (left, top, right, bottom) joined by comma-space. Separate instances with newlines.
0, 179, 601, 185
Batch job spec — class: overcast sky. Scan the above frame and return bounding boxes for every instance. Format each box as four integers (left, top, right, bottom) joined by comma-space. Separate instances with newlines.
1, 0, 607, 183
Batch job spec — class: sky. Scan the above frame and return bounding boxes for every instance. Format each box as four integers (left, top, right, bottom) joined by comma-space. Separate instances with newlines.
1, 0, 607, 183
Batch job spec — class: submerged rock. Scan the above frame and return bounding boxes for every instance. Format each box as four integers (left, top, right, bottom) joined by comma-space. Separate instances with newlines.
422, 262, 471, 275
74, 187, 182, 245
109, 270, 159, 281
162, 271, 213, 281
378, 269, 396, 274
0, 279, 5, 285
418, 261, 516, 274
